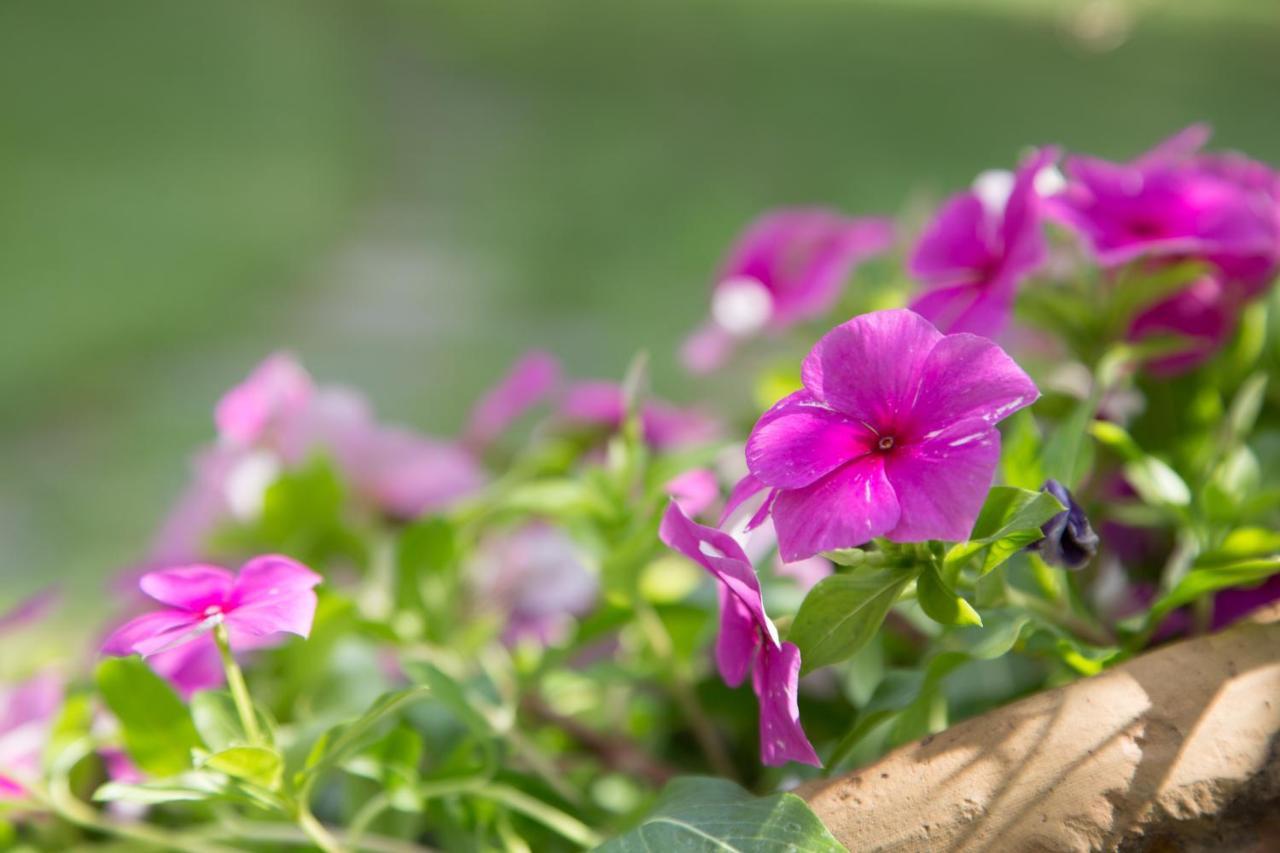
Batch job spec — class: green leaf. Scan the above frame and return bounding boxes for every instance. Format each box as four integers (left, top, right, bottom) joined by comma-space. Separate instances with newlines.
1225, 372, 1268, 444
93, 775, 231, 806
1197, 527, 1280, 567
1042, 393, 1098, 488
598, 777, 844, 853
300, 686, 431, 783
1001, 410, 1046, 491
402, 661, 498, 735
1123, 456, 1190, 507
917, 562, 982, 627
200, 746, 283, 790
945, 487, 1063, 574
96, 657, 203, 777
1108, 260, 1208, 327
396, 516, 458, 615
788, 567, 918, 674
1146, 557, 1280, 628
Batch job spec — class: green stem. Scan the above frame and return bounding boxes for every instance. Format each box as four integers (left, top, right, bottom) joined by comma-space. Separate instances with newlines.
213, 621, 263, 745
1006, 587, 1114, 648
296, 801, 347, 853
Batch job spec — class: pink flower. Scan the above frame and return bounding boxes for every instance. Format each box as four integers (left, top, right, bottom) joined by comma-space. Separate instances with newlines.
909, 148, 1059, 337
214, 352, 314, 448
104, 555, 321, 658
464, 350, 561, 451
0, 671, 63, 799
1049, 125, 1280, 289
683, 210, 895, 373
659, 502, 819, 767
560, 382, 719, 450
742, 309, 1038, 561
1127, 274, 1237, 375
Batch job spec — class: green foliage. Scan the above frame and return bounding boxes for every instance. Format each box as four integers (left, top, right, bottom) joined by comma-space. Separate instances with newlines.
95, 658, 203, 777
789, 567, 918, 674
945, 487, 1064, 575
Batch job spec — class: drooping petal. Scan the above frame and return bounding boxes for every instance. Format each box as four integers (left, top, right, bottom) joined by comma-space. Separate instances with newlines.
139, 565, 236, 612
904, 332, 1038, 441
716, 585, 762, 688
720, 473, 768, 526
214, 352, 313, 447
465, 350, 561, 450
225, 555, 322, 639
883, 420, 1001, 542
753, 641, 821, 767
771, 456, 901, 562
746, 391, 877, 489
808, 309, 943, 427
102, 610, 202, 657
658, 502, 774, 643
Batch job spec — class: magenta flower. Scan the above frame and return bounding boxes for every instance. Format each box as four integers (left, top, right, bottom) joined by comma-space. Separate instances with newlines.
0, 671, 62, 799
464, 350, 561, 451
104, 555, 321, 658
683, 209, 895, 373
909, 147, 1059, 338
665, 468, 721, 517
560, 381, 719, 450
659, 502, 819, 767
1049, 125, 1279, 284
214, 352, 313, 447
742, 309, 1038, 561
1127, 273, 1236, 375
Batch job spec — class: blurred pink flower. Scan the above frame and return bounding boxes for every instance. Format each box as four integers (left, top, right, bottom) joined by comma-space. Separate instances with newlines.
214, 352, 314, 448
743, 309, 1037, 561
1127, 273, 1237, 375
0, 671, 62, 799
0, 587, 60, 635
910, 148, 1059, 337
470, 524, 598, 647
560, 381, 719, 450
659, 502, 819, 767
464, 350, 561, 451
104, 555, 321, 658
665, 468, 720, 517
683, 209, 894, 373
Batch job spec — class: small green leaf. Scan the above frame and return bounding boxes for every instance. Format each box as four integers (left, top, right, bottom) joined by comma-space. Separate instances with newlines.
945, 487, 1064, 574
788, 567, 918, 674
96, 658, 203, 777
1146, 557, 1280, 628
1123, 456, 1190, 507
201, 746, 283, 790
94, 776, 229, 806
190, 691, 276, 752
1001, 410, 1046, 491
917, 562, 982, 627
1225, 372, 1268, 444
598, 777, 844, 853
300, 686, 431, 783
1088, 420, 1143, 462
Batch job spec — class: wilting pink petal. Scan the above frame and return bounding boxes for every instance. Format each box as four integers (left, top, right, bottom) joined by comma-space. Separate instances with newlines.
215, 352, 313, 447
754, 642, 821, 767
659, 502, 818, 766
666, 468, 720, 517
465, 351, 561, 450
772, 457, 902, 563
748, 309, 1036, 560
720, 473, 768, 526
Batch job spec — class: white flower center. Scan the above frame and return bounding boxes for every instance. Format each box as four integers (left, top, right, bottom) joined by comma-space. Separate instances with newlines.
224, 449, 282, 522
972, 169, 1015, 217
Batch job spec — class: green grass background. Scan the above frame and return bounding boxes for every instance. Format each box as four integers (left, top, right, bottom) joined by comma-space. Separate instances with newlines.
2, 0, 1278, 605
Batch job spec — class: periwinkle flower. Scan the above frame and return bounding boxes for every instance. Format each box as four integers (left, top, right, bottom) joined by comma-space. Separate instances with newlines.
104, 555, 321, 658
659, 502, 820, 767
1034, 480, 1099, 570
682, 209, 894, 373
909, 147, 1059, 338
741, 309, 1038, 562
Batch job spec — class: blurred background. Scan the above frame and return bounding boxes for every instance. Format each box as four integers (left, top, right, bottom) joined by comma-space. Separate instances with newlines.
3, 0, 1279, 608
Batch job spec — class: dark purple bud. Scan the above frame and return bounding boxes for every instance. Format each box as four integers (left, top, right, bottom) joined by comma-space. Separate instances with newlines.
1035, 480, 1099, 570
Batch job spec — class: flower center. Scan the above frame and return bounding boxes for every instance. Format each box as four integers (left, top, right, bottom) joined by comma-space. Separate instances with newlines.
877, 435, 896, 451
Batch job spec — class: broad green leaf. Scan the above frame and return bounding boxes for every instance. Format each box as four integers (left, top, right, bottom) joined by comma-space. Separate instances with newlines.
788, 568, 918, 674
917, 562, 982, 627
96, 658, 203, 777
1197, 527, 1280, 567
1123, 456, 1190, 507
1001, 410, 1046, 490
301, 686, 431, 783
1146, 557, 1280, 628
201, 746, 282, 790
945, 487, 1063, 574
1042, 393, 1098, 488
598, 776, 844, 853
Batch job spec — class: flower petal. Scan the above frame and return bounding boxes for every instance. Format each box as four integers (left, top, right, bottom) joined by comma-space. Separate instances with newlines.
771, 456, 901, 562
716, 585, 762, 688
746, 391, 877, 489
883, 421, 1001, 542
139, 565, 236, 612
909, 281, 1013, 339
225, 555, 322, 639
214, 352, 313, 446
102, 610, 202, 657
753, 641, 820, 767
909, 193, 993, 280
808, 309, 943, 427
905, 332, 1038, 440
465, 350, 561, 450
